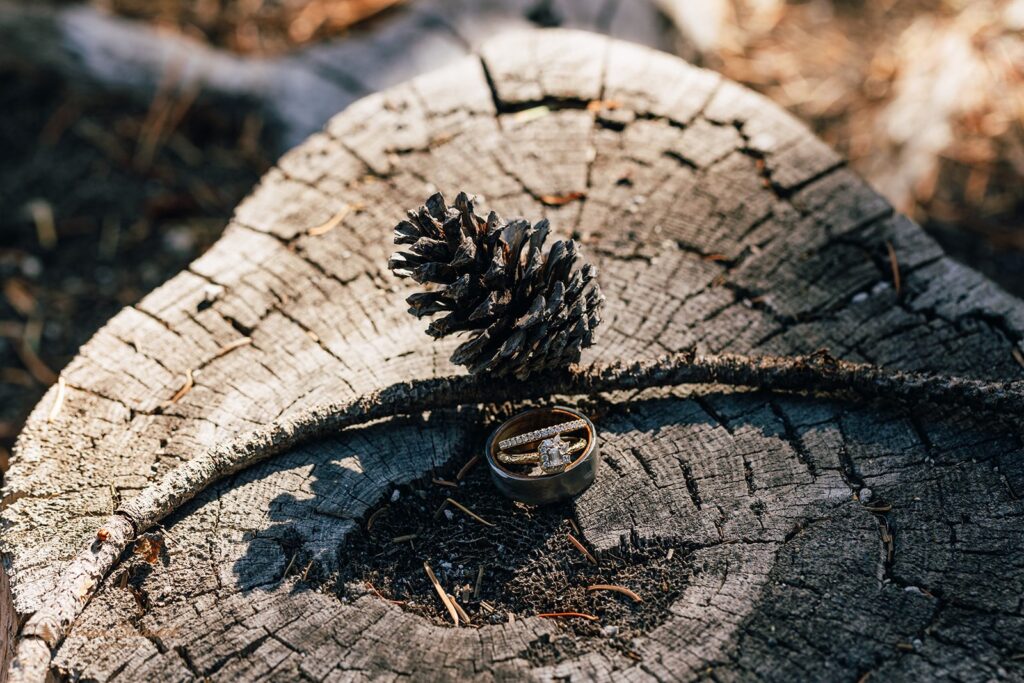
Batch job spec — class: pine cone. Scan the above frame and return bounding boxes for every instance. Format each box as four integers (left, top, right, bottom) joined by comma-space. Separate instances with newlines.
388, 192, 604, 379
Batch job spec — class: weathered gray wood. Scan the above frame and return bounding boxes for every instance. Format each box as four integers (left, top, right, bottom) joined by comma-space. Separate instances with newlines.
0, 561, 13, 683
3, 29, 1024, 682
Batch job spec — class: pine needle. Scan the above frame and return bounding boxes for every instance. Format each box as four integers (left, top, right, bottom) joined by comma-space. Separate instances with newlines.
391, 534, 417, 543
445, 498, 494, 527
538, 611, 599, 621
456, 455, 480, 481
474, 565, 484, 600
566, 532, 597, 564
366, 505, 387, 531
308, 203, 362, 236
587, 584, 643, 602
212, 337, 253, 359
885, 240, 901, 295
539, 191, 586, 206
448, 593, 471, 623
282, 552, 298, 578
424, 561, 459, 626
167, 369, 194, 404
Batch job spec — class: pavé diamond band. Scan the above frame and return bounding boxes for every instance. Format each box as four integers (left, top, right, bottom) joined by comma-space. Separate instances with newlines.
485, 407, 599, 506
497, 419, 588, 451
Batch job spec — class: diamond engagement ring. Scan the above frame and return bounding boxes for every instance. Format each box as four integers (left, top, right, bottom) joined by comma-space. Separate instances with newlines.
485, 406, 599, 505
496, 436, 587, 473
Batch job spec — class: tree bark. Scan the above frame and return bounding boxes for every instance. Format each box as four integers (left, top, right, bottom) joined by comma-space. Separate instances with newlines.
3, 29, 1024, 682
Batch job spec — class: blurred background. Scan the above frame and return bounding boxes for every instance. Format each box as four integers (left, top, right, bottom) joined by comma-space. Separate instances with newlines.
0, 0, 1021, 472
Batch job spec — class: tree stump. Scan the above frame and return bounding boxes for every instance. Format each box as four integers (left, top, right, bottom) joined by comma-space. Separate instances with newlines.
3, 29, 1024, 681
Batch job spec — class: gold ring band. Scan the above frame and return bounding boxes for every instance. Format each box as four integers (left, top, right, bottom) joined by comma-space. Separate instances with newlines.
496, 437, 587, 466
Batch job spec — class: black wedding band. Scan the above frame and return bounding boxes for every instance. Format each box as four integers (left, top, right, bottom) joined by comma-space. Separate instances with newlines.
485, 406, 599, 506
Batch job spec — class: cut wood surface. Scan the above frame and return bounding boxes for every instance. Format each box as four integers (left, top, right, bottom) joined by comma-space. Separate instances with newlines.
3, 29, 1024, 681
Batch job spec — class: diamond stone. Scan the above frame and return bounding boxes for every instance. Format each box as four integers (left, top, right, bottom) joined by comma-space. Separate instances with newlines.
539, 437, 571, 473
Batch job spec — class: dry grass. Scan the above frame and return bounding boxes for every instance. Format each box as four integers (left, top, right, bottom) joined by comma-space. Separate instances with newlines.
98, 0, 404, 54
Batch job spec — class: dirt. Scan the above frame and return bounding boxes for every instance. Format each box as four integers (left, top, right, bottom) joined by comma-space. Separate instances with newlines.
0, 62, 272, 474
335, 446, 692, 661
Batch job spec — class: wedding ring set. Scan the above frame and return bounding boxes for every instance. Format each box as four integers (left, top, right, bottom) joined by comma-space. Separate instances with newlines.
496, 418, 589, 473
485, 406, 599, 506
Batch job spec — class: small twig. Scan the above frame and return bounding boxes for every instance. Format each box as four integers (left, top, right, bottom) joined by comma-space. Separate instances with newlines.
282, 552, 299, 579
448, 593, 471, 624
212, 337, 253, 360
445, 498, 495, 527
539, 191, 586, 206
885, 241, 901, 295
166, 369, 194, 405
108, 483, 119, 515
46, 376, 66, 422
566, 533, 597, 565
586, 99, 621, 111
366, 506, 387, 531
537, 612, 599, 621
307, 203, 363, 236
424, 561, 459, 626
391, 534, 418, 543
432, 477, 458, 488
456, 455, 480, 481
880, 519, 895, 564
473, 565, 484, 600
511, 105, 549, 123
568, 518, 581, 536
587, 584, 643, 603
365, 581, 404, 605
